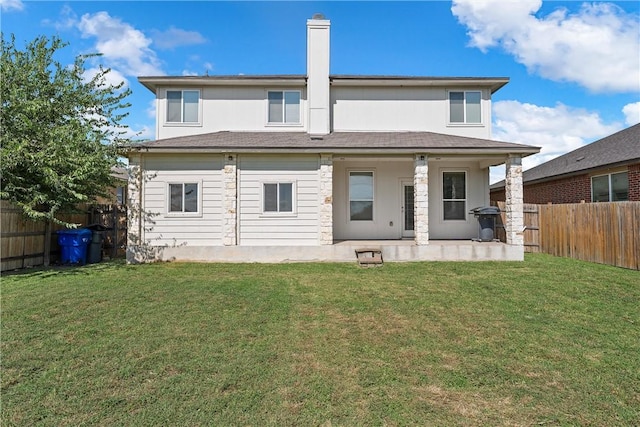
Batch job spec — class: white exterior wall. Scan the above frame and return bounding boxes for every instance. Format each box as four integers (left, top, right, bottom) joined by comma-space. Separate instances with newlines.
333, 158, 489, 240
333, 158, 414, 240
238, 155, 321, 246
142, 155, 224, 246
156, 86, 308, 140
331, 87, 492, 138
428, 161, 490, 240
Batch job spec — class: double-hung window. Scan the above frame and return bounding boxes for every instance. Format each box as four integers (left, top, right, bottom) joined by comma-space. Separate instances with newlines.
167, 90, 199, 123
592, 172, 629, 202
349, 171, 374, 221
449, 91, 481, 124
263, 183, 294, 213
442, 171, 466, 220
169, 183, 199, 213
268, 91, 300, 124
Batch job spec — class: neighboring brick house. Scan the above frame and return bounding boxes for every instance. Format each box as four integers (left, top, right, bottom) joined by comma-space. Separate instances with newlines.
491, 124, 640, 204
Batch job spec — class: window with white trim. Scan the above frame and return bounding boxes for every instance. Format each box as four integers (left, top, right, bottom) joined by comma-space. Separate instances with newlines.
169, 183, 199, 213
592, 172, 628, 202
449, 91, 481, 124
349, 171, 374, 221
442, 171, 466, 220
263, 182, 294, 213
268, 91, 300, 124
167, 90, 200, 123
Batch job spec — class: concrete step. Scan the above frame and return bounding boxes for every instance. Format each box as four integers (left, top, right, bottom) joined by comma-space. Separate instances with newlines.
355, 248, 383, 266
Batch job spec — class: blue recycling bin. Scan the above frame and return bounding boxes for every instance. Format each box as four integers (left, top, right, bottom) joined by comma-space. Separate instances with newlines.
57, 229, 92, 265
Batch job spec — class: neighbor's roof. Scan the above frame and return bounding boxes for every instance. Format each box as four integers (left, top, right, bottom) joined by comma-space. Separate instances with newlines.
138, 75, 509, 94
491, 123, 640, 189
127, 131, 539, 156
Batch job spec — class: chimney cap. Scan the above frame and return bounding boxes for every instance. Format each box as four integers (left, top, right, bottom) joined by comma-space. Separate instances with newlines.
312, 13, 326, 20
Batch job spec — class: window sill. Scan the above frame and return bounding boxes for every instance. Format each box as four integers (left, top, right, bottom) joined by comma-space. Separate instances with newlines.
165, 213, 203, 219
163, 122, 202, 127
446, 123, 484, 127
259, 213, 298, 218
265, 123, 304, 128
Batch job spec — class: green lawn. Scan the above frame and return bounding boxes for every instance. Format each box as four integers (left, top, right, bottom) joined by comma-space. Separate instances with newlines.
2, 254, 639, 426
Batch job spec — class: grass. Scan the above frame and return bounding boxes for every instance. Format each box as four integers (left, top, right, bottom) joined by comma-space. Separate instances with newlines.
2, 254, 639, 426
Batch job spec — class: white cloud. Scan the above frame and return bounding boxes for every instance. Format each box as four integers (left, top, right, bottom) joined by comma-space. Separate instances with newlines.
43, 4, 77, 31
0, 0, 23, 12
77, 11, 164, 77
146, 100, 157, 120
452, 0, 640, 93
123, 124, 155, 141
150, 26, 206, 50
489, 100, 623, 183
83, 67, 128, 89
622, 102, 640, 126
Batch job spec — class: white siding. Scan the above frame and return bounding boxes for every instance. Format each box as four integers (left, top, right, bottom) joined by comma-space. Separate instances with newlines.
143, 155, 224, 246
238, 155, 320, 245
157, 86, 308, 139
331, 87, 492, 139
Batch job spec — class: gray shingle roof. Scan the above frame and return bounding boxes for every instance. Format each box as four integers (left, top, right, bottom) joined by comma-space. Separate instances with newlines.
128, 131, 539, 156
491, 124, 640, 189
137, 75, 510, 93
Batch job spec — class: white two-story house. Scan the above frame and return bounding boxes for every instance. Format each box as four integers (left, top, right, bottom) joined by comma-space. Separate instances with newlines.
127, 15, 539, 263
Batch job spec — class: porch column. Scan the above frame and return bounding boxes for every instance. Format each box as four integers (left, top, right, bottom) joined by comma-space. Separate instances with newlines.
126, 154, 143, 263
223, 154, 238, 246
505, 155, 524, 246
319, 154, 333, 245
414, 154, 429, 245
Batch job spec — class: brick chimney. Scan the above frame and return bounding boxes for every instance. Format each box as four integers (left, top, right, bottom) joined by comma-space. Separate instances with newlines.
307, 14, 330, 136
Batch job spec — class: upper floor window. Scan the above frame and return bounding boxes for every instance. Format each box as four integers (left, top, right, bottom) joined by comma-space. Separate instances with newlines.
268, 91, 300, 124
167, 90, 199, 123
443, 171, 466, 220
592, 172, 628, 202
263, 182, 294, 213
449, 91, 481, 124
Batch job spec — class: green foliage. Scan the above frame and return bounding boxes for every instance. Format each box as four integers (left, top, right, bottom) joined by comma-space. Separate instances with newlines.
0, 33, 132, 226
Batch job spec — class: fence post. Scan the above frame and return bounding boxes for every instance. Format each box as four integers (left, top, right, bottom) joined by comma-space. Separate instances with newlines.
43, 220, 52, 267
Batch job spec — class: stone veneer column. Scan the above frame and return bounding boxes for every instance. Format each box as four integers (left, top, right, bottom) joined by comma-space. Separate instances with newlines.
414, 154, 429, 245
223, 154, 238, 246
319, 154, 333, 245
505, 155, 524, 246
126, 154, 143, 263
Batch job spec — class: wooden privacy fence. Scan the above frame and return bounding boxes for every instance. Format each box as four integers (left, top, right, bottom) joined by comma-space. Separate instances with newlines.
1, 201, 127, 272
494, 202, 540, 253
494, 201, 639, 270
538, 202, 639, 270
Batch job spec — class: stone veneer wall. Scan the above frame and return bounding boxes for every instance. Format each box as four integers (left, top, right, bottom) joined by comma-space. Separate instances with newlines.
319, 154, 333, 245
505, 156, 524, 246
223, 155, 237, 246
414, 155, 429, 245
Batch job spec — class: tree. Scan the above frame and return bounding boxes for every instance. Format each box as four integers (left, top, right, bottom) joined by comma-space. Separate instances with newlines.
1, 33, 132, 227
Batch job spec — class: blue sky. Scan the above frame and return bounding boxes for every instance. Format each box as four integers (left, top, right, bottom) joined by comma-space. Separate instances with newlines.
2, 0, 639, 182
